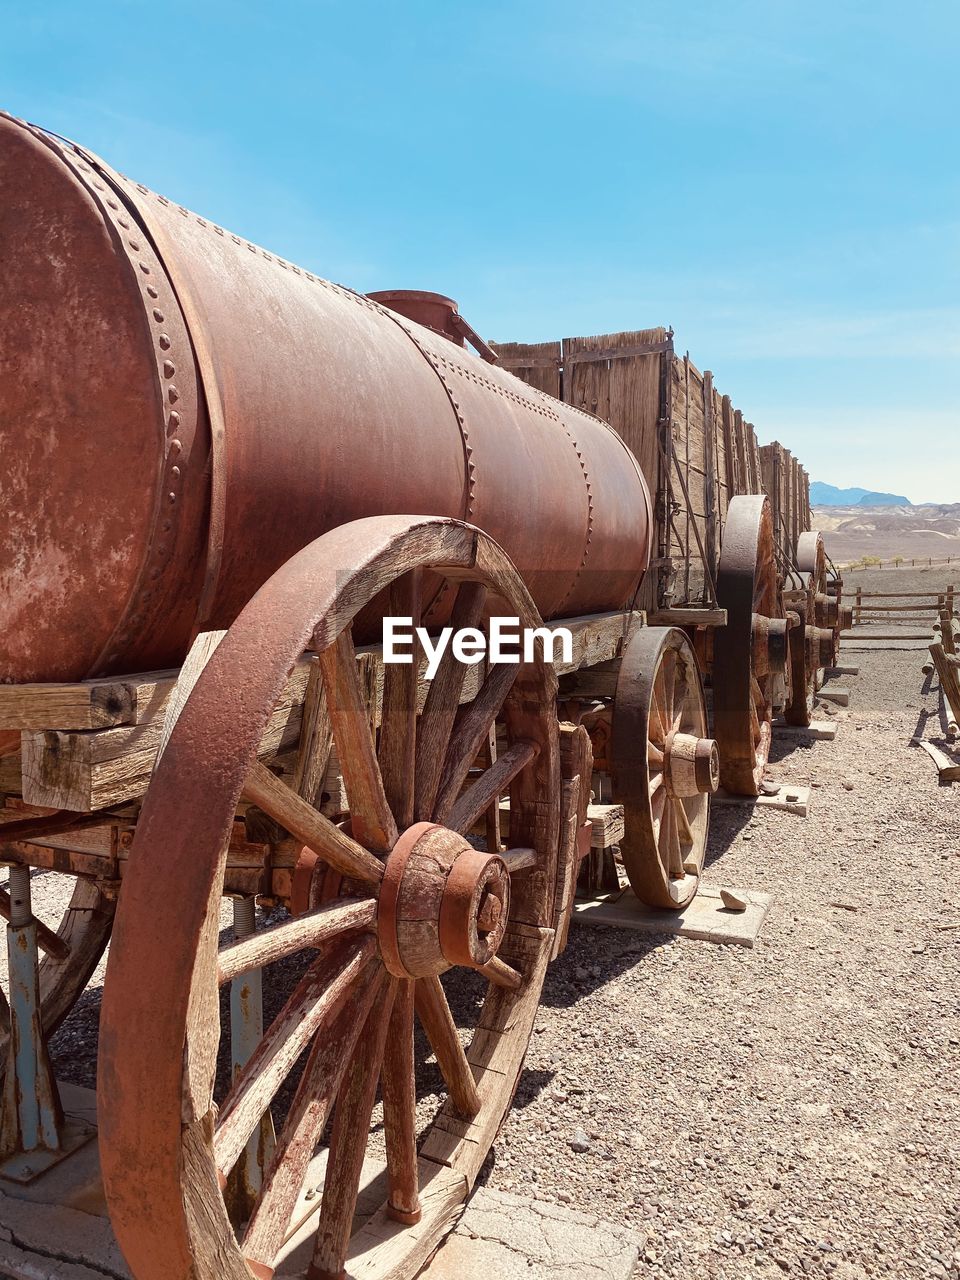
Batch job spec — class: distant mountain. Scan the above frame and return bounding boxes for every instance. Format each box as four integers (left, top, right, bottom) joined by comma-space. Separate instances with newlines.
810, 482, 911, 507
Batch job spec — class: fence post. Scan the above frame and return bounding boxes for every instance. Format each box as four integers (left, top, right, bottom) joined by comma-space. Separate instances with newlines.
855, 586, 862, 625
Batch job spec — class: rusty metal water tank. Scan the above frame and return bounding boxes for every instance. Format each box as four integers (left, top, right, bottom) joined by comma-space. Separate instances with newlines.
0, 112, 652, 684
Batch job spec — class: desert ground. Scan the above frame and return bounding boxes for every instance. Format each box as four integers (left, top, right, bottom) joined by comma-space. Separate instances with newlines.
816, 505, 960, 568
4, 568, 958, 1280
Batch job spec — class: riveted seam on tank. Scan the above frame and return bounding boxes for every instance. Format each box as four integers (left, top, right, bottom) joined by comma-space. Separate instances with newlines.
51, 140, 194, 671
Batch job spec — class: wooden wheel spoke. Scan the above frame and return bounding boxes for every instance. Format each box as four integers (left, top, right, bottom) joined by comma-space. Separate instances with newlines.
378, 572, 422, 830
446, 738, 538, 835
658, 800, 683, 878
217, 898, 376, 986
500, 847, 537, 873
243, 761, 384, 885
675, 799, 695, 847
652, 783, 667, 820
661, 649, 678, 726
380, 979, 420, 1223
749, 697, 760, 743
648, 770, 664, 799
309, 977, 398, 1279
647, 741, 664, 766
240, 962, 387, 1269
214, 937, 376, 1178
477, 955, 522, 991
414, 975, 481, 1118
0, 886, 71, 960
671, 673, 689, 732
292, 659, 334, 808
433, 663, 517, 823
414, 581, 487, 821
319, 629, 398, 854
650, 664, 668, 741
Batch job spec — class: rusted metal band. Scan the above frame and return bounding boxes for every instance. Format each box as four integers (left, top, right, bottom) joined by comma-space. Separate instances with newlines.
365, 300, 477, 524
17, 117, 204, 671
74, 153, 230, 636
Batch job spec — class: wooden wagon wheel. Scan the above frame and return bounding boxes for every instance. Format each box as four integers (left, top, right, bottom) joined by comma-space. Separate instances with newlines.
823, 562, 851, 667
783, 530, 826, 725
713, 496, 787, 796
99, 515, 560, 1280
610, 625, 718, 910
0, 863, 115, 1061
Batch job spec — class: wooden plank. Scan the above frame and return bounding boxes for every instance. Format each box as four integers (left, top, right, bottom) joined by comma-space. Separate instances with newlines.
490, 340, 561, 399
21, 658, 313, 811
913, 738, 960, 781
0, 670, 177, 732
649, 608, 727, 627
702, 370, 718, 582
562, 328, 668, 614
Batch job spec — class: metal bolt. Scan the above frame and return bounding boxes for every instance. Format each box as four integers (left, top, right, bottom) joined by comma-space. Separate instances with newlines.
163, 360, 176, 378
7, 865, 31, 927
233, 896, 256, 940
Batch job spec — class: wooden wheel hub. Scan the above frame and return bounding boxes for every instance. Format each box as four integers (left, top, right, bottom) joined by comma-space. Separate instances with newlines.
662, 731, 720, 797
814, 592, 840, 627
751, 614, 789, 676
807, 626, 836, 668
378, 822, 509, 979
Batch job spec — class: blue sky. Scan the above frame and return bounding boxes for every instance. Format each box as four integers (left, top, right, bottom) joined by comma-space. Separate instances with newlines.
3, 1, 957, 501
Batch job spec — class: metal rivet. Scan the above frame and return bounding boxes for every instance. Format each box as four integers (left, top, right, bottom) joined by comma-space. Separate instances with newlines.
118, 217, 130, 229
150, 567, 162, 579
107, 199, 118, 210
168, 411, 181, 429
167, 492, 177, 504
158, 334, 171, 349
168, 386, 179, 403
129, 240, 141, 251
146, 284, 158, 298
170, 466, 181, 479
169, 439, 182, 455
139, 262, 151, 274
162, 521, 172, 532
153, 308, 164, 323
163, 360, 176, 378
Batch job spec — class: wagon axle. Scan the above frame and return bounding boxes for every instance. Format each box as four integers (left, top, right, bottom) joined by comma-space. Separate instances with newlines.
378, 821, 512, 978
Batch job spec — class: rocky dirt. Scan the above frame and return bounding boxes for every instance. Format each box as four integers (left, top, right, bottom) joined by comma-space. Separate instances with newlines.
481, 567, 959, 1278
5, 568, 959, 1279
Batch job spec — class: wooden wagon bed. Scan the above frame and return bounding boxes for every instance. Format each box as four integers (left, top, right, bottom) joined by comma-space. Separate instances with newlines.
492, 328, 785, 614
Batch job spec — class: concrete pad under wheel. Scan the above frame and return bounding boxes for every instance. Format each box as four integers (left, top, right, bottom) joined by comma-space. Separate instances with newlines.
774, 718, 837, 741
826, 664, 859, 677
423, 1187, 640, 1280
714, 784, 810, 816
0, 1088, 639, 1280
818, 686, 850, 706
572, 882, 772, 948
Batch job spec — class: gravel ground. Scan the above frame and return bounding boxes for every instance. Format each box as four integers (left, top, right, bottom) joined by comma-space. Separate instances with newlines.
5, 567, 958, 1279
486, 567, 959, 1279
